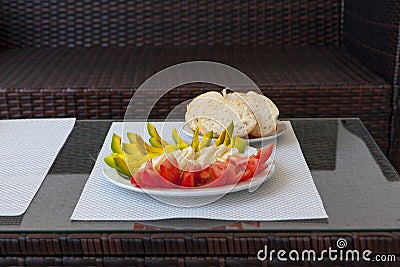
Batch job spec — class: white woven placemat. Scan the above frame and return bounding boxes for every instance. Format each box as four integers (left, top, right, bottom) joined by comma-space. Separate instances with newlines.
71, 121, 327, 221
0, 118, 76, 216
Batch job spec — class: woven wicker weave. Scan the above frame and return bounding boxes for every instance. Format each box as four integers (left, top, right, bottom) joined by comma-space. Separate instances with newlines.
0, 1, 399, 265
0, 0, 342, 48
343, 0, 400, 173
0, 46, 392, 151
1, 0, 399, 170
0, 232, 399, 266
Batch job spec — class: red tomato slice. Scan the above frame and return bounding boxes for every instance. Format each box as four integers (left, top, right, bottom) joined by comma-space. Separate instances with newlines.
197, 167, 214, 186
229, 155, 251, 182
197, 162, 225, 186
241, 156, 259, 182
199, 160, 241, 187
256, 143, 274, 163
220, 160, 241, 186
130, 175, 140, 187
131, 160, 154, 187
158, 159, 181, 185
181, 171, 195, 187
255, 163, 269, 174
132, 160, 178, 189
131, 144, 275, 189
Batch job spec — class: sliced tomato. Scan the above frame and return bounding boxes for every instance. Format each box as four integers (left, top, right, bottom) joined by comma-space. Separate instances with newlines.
220, 160, 241, 186
255, 143, 274, 163
131, 160, 153, 187
253, 144, 274, 175
198, 162, 226, 186
255, 162, 269, 174
228, 156, 248, 181
241, 156, 259, 182
181, 171, 195, 187
130, 175, 140, 187
199, 160, 241, 187
131, 144, 274, 189
229, 155, 252, 182
132, 160, 178, 188
197, 167, 214, 186
158, 158, 181, 185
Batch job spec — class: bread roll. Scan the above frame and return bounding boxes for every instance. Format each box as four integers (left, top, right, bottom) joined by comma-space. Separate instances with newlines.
185, 89, 279, 137
243, 91, 278, 137
185, 91, 257, 137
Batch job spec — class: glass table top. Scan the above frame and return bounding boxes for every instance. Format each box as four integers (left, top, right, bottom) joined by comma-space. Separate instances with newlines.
0, 118, 399, 232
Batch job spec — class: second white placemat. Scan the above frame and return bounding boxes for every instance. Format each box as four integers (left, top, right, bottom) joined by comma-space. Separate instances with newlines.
71, 121, 328, 221
0, 118, 76, 216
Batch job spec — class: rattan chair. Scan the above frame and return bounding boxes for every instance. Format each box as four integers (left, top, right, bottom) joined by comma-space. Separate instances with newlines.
0, 0, 399, 171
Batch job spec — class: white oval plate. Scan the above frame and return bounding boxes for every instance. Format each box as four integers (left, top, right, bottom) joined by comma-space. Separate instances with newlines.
102, 147, 275, 197
181, 121, 287, 145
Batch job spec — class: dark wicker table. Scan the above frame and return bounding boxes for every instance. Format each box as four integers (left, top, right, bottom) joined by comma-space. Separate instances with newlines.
0, 119, 399, 266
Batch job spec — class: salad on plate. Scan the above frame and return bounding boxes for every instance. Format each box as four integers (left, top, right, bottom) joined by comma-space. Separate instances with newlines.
103, 122, 274, 190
